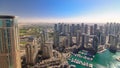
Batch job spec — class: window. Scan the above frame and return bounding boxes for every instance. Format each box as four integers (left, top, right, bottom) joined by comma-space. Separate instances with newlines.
6, 20, 11, 27
0, 29, 2, 53
0, 20, 2, 27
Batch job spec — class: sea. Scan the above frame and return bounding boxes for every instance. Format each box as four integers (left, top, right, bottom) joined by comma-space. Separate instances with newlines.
68, 50, 120, 68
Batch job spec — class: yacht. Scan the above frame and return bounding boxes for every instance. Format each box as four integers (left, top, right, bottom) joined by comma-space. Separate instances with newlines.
85, 62, 89, 67
89, 64, 93, 68
71, 59, 74, 62
70, 65, 76, 68
91, 58, 93, 60
70, 58, 93, 68
116, 57, 120, 62
68, 58, 71, 61
78, 51, 81, 54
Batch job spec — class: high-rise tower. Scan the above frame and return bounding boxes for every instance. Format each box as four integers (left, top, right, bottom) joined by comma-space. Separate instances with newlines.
25, 37, 38, 65
0, 15, 21, 68
90, 26, 94, 35
76, 30, 81, 46
94, 24, 98, 35
84, 24, 88, 34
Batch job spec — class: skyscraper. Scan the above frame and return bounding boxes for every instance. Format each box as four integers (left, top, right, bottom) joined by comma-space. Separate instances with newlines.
40, 30, 45, 51
81, 34, 89, 48
53, 24, 59, 48
104, 23, 109, 36
92, 35, 98, 51
42, 42, 53, 59
76, 30, 81, 46
53, 31, 59, 48
76, 24, 80, 30
0, 15, 21, 68
95, 29, 101, 44
67, 33, 72, 47
70, 24, 75, 36
84, 24, 88, 34
108, 34, 118, 46
25, 37, 38, 65
81, 34, 85, 48
90, 26, 94, 35
81, 23, 84, 33
94, 24, 98, 35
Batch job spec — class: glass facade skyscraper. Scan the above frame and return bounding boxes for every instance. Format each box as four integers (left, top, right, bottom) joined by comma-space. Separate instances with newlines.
0, 15, 21, 68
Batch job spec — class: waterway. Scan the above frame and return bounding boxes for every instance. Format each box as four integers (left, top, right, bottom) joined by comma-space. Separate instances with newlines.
68, 50, 120, 68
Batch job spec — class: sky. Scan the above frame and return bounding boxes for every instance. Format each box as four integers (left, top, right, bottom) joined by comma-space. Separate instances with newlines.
0, 0, 120, 23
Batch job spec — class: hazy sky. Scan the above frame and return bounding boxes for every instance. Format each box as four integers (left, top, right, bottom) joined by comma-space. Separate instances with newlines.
0, 0, 120, 23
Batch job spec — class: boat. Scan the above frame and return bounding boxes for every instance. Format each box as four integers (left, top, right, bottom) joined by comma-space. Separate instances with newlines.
89, 64, 93, 68
116, 57, 120, 62
90, 58, 93, 61
71, 58, 74, 62
97, 49, 106, 53
70, 65, 76, 68
68, 58, 71, 61
70, 58, 93, 68
78, 51, 81, 53
85, 62, 89, 67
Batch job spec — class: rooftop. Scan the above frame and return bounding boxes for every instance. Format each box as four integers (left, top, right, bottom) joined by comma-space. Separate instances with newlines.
0, 15, 15, 19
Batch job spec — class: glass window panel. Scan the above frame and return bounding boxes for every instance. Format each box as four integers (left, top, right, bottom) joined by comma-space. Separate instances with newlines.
0, 30, 2, 53
0, 20, 2, 27
6, 19, 11, 27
